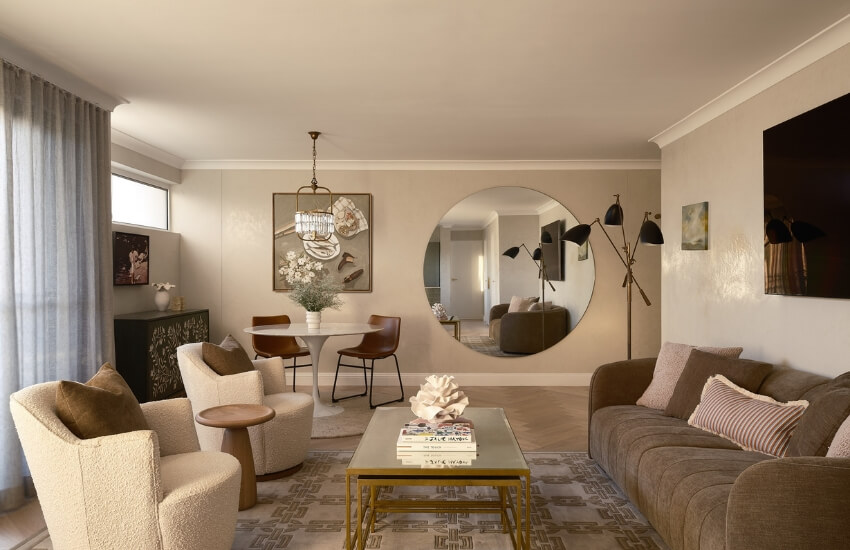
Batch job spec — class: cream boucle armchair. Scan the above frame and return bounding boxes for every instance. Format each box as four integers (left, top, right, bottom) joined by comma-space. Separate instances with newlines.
9, 383, 240, 550
177, 342, 314, 477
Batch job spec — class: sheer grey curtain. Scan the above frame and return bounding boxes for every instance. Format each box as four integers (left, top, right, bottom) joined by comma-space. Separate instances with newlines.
0, 60, 113, 512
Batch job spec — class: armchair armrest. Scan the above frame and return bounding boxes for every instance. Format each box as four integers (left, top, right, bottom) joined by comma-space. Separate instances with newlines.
140, 398, 200, 456
588, 358, 656, 417
215, 370, 265, 405
76, 430, 164, 547
489, 303, 509, 322
252, 356, 288, 394
727, 457, 850, 549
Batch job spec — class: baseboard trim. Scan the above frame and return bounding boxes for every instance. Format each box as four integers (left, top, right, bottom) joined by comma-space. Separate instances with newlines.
318, 372, 592, 387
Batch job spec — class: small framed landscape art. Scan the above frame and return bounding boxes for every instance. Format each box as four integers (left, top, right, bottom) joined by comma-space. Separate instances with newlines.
578, 241, 589, 261
682, 202, 709, 250
272, 193, 373, 292
113, 231, 150, 285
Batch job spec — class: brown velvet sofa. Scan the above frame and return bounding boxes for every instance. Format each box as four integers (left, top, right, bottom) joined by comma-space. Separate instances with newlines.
589, 358, 850, 550
488, 303, 568, 354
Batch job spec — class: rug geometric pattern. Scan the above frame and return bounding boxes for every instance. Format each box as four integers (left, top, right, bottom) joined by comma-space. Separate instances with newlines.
233, 451, 669, 550
459, 335, 516, 358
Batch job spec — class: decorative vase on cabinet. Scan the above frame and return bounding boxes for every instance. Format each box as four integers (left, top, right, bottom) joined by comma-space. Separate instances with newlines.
153, 289, 170, 311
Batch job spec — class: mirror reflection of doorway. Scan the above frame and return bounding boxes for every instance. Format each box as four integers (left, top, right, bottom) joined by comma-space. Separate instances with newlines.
449, 235, 484, 320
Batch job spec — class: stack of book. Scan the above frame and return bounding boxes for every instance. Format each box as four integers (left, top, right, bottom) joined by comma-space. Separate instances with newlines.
396, 421, 476, 467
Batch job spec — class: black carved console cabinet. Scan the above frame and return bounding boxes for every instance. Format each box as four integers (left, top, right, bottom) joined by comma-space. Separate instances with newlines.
114, 309, 209, 402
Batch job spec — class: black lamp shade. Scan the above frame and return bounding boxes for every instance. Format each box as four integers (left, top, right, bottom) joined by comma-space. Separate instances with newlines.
503, 246, 520, 258
561, 224, 591, 246
765, 219, 792, 244
532, 248, 542, 261
540, 230, 553, 243
604, 203, 624, 225
790, 220, 825, 243
639, 220, 664, 245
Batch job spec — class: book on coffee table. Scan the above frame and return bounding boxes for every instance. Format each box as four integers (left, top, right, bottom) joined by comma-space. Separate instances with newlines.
396, 428, 476, 451
395, 450, 478, 467
398, 421, 473, 442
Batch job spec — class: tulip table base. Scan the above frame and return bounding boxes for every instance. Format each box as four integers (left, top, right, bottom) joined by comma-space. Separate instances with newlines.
244, 323, 383, 418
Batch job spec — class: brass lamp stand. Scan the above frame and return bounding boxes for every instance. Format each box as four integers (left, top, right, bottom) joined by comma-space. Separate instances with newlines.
562, 194, 663, 359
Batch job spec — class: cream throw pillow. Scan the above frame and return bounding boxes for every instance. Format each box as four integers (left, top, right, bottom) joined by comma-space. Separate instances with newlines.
508, 296, 535, 313
827, 414, 850, 457
636, 342, 743, 410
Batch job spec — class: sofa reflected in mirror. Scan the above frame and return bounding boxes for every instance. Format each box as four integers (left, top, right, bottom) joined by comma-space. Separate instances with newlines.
489, 302, 569, 354
424, 187, 594, 357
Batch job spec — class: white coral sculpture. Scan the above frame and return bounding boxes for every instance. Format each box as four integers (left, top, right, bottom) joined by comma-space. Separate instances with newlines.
409, 374, 469, 422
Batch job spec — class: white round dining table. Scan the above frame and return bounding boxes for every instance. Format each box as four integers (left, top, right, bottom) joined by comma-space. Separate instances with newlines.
244, 323, 382, 417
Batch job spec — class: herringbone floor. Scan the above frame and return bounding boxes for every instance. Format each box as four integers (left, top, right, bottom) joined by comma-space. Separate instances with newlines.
309, 385, 589, 452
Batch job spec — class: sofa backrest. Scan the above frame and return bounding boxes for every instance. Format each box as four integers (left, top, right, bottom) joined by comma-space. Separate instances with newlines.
758, 366, 831, 402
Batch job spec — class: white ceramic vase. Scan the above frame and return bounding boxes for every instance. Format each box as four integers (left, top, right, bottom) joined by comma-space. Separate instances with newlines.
305, 310, 322, 330
154, 289, 170, 312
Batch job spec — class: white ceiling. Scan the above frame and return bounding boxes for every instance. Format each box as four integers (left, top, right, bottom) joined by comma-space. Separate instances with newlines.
0, 1, 848, 165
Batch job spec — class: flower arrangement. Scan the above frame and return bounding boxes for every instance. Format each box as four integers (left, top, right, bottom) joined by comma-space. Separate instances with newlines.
279, 251, 343, 312
151, 282, 176, 291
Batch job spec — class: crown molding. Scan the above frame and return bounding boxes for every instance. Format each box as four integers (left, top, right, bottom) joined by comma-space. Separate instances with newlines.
0, 36, 126, 111
111, 129, 184, 169
180, 159, 661, 171
651, 14, 850, 148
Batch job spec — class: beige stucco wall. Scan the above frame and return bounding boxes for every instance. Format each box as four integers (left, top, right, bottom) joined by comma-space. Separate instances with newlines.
659, 43, 850, 377
172, 168, 661, 386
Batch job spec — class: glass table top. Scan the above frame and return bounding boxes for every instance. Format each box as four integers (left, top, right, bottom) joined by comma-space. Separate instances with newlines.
348, 407, 529, 474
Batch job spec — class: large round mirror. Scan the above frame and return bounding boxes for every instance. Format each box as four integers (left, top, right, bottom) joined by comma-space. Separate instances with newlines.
424, 187, 595, 356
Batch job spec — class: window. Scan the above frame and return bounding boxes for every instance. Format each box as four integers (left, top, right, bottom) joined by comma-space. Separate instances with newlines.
111, 174, 169, 230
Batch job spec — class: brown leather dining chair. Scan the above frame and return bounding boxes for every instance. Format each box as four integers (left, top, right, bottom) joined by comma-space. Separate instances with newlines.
251, 314, 311, 391
332, 314, 404, 409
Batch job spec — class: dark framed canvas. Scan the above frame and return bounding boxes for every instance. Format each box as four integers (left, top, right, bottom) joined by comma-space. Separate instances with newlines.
273, 193, 373, 292
113, 231, 150, 285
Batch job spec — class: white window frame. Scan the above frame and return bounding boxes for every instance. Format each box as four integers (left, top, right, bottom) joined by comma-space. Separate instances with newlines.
111, 173, 170, 230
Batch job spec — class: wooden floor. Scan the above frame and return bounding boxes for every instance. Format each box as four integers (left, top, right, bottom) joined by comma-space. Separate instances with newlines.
0, 385, 588, 548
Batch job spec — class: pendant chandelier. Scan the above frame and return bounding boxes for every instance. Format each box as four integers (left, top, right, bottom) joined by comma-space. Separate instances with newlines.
295, 131, 334, 242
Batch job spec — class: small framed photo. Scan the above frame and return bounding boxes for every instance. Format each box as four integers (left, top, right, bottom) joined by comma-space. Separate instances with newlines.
578, 241, 589, 261
113, 231, 150, 285
682, 202, 709, 250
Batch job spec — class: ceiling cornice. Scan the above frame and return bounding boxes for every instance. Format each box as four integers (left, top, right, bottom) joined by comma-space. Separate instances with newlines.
180, 159, 661, 171
111, 129, 184, 169
651, 14, 850, 148
0, 35, 125, 111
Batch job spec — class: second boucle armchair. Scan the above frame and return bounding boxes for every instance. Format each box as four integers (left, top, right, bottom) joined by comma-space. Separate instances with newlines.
177, 342, 314, 477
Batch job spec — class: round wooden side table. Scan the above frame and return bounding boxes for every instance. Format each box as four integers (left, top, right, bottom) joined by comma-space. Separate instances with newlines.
195, 403, 276, 510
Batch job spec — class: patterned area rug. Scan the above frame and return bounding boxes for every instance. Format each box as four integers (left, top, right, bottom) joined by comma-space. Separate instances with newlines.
460, 336, 517, 358
234, 451, 668, 549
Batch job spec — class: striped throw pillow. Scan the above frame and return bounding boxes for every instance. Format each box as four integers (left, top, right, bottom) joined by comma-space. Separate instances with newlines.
688, 375, 808, 457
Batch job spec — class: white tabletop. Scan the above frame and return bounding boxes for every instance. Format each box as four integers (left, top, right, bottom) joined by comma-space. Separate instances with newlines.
244, 322, 382, 338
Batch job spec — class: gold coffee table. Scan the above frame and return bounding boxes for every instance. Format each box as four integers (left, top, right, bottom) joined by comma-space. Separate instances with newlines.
345, 407, 530, 549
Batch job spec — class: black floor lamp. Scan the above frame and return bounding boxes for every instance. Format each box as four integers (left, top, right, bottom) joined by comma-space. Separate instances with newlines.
561, 194, 663, 359
503, 231, 557, 351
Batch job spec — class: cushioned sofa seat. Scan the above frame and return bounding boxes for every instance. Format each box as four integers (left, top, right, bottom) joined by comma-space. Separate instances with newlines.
589, 405, 740, 500
637, 446, 769, 550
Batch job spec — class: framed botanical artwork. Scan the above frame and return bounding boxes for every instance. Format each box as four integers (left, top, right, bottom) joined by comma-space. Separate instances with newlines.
113, 231, 150, 285
682, 201, 709, 250
272, 193, 373, 292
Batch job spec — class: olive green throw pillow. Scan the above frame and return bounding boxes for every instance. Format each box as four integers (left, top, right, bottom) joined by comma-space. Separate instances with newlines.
202, 334, 255, 376
664, 350, 772, 420
55, 362, 149, 439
